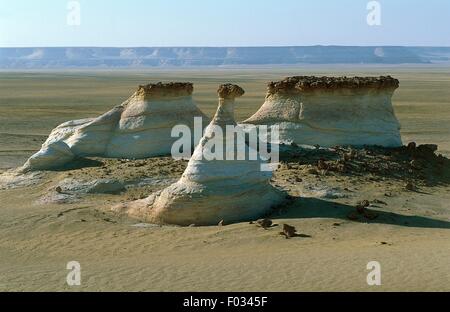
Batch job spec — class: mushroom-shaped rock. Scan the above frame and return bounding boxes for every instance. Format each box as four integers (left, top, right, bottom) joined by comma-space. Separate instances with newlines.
243, 76, 402, 148
21, 82, 208, 171
113, 84, 286, 226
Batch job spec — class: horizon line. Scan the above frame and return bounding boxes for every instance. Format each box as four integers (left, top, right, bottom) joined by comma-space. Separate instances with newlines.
2, 45, 450, 49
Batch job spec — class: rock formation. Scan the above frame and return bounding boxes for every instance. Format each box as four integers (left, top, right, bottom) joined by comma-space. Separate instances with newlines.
22, 82, 208, 171
113, 84, 285, 226
243, 76, 402, 147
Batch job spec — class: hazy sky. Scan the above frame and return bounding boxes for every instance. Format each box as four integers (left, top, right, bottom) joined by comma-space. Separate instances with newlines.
1, 0, 449, 47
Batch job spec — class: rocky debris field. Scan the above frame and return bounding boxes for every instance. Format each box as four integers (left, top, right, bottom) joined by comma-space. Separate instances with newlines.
1, 142, 449, 228
279, 143, 450, 189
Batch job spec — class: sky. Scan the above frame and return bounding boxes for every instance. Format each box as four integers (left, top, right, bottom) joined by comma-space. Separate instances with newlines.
0, 0, 449, 47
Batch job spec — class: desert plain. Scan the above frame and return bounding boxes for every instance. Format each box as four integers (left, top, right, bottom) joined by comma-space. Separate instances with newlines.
0, 65, 449, 291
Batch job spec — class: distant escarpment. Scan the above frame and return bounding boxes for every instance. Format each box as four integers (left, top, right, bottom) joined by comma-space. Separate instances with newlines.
1, 46, 450, 68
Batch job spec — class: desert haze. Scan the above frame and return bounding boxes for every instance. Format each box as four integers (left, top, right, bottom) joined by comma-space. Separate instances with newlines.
1, 46, 450, 68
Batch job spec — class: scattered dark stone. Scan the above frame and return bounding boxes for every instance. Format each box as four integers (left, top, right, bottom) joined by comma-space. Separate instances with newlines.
407, 142, 417, 152
361, 200, 370, 207
333, 223, 341, 227
410, 160, 422, 169
405, 182, 416, 191
356, 200, 370, 214
307, 168, 318, 175
343, 153, 351, 162
419, 144, 438, 153
256, 218, 273, 229
280, 224, 297, 239
317, 159, 328, 171
55, 186, 63, 194
373, 199, 388, 205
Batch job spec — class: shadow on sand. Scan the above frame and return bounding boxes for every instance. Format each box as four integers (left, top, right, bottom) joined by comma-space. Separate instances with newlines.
50, 157, 104, 172
275, 197, 450, 230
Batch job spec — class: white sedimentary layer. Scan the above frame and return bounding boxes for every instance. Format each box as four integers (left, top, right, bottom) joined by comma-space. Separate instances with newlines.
22, 83, 208, 171
243, 76, 402, 148
114, 84, 286, 226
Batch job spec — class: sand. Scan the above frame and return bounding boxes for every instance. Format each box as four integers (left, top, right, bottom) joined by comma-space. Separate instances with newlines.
0, 66, 449, 291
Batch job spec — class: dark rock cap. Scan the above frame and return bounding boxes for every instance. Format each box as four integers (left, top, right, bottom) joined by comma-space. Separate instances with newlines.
136, 82, 194, 98
267, 76, 400, 95
218, 84, 245, 99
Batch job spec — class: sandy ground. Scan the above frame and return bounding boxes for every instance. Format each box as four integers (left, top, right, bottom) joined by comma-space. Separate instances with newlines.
0, 67, 449, 291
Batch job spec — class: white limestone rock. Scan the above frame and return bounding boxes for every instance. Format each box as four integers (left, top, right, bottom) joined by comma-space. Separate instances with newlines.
23, 141, 75, 171
22, 82, 208, 171
113, 84, 286, 226
243, 76, 402, 148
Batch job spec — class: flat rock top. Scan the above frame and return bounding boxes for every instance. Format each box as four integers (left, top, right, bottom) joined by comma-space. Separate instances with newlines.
218, 84, 245, 99
268, 76, 400, 94
136, 82, 194, 97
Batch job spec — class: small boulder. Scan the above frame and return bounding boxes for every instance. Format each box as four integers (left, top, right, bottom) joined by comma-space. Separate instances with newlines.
317, 159, 328, 171
405, 182, 416, 191
356, 200, 370, 214
307, 168, 318, 175
256, 219, 273, 229
87, 180, 125, 194
281, 224, 297, 239
407, 142, 417, 152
